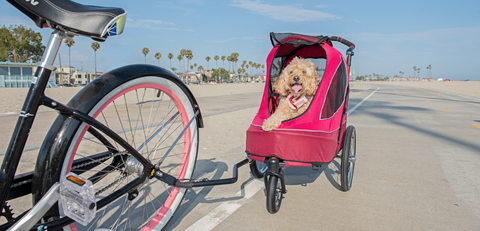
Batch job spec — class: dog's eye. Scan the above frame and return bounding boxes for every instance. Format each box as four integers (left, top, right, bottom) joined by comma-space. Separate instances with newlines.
302, 71, 306, 74
290, 71, 293, 74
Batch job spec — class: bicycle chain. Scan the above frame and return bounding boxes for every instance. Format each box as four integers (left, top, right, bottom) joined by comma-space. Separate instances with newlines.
71, 150, 129, 170
10, 151, 129, 190
95, 174, 128, 196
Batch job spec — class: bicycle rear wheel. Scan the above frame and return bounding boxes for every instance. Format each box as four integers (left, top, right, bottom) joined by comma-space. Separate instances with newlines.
43, 76, 198, 230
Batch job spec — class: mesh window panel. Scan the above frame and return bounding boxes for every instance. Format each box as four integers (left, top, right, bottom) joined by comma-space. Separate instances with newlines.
321, 60, 347, 119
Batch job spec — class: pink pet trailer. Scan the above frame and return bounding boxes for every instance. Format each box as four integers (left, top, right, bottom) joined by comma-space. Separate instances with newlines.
246, 33, 357, 213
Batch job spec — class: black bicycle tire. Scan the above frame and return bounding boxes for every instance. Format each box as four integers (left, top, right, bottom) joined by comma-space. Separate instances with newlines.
34, 74, 199, 230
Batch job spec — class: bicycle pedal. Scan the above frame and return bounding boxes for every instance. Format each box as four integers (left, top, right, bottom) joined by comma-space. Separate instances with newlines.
60, 172, 96, 226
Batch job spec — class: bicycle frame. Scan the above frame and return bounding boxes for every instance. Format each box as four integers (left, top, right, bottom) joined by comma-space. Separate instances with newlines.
0, 30, 156, 230
0, 31, 65, 216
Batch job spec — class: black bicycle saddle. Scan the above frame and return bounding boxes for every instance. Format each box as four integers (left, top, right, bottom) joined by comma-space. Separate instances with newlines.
7, 0, 126, 41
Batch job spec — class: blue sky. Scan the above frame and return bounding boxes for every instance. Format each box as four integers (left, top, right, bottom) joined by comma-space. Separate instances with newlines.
1, 0, 479, 80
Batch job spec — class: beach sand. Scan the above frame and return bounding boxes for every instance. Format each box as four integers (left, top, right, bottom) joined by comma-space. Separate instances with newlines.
2, 81, 478, 115
0, 83, 266, 115
368, 80, 480, 98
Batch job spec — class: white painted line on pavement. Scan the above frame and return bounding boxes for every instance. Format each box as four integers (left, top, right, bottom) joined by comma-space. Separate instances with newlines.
235, 179, 264, 199
185, 180, 264, 231
184, 202, 242, 231
186, 88, 380, 230
347, 87, 379, 115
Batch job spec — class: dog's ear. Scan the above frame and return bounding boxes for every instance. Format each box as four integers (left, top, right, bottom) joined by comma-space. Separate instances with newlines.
274, 71, 288, 96
305, 60, 318, 95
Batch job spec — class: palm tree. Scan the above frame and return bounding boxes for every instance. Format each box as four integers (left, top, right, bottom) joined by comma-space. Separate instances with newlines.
177, 54, 182, 78
155, 52, 161, 66
180, 49, 186, 73
186, 50, 193, 73
227, 56, 232, 72
168, 53, 173, 69
205, 56, 211, 70
221, 55, 226, 69
91, 42, 100, 80
214, 55, 219, 70
232, 52, 239, 72
142, 47, 150, 64
426, 64, 432, 78
171, 67, 177, 72
413, 66, 417, 78
64, 38, 75, 82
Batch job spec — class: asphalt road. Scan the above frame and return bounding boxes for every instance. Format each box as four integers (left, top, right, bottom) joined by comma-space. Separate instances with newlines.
2, 83, 479, 230
166, 84, 480, 230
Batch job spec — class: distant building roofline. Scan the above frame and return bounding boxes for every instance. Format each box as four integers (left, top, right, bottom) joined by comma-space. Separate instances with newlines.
0, 62, 37, 67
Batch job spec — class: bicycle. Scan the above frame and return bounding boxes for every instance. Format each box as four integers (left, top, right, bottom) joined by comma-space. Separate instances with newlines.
0, 0, 249, 230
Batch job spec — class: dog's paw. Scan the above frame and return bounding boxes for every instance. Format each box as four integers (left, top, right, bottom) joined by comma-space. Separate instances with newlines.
262, 119, 278, 132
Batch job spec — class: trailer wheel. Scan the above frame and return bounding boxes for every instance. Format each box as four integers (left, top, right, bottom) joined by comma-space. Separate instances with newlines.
266, 169, 284, 214
341, 126, 356, 191
250, 160, 267, 178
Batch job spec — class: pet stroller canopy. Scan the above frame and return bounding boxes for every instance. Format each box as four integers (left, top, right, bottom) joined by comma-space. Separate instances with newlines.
246, 32, 355, 166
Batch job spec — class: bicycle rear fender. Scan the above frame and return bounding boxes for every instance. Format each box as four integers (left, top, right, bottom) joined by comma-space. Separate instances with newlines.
69, 64, 203, 128
32, 64, 203, 216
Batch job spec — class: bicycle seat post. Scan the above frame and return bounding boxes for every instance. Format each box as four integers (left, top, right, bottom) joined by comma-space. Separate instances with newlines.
38, 30, 66, 72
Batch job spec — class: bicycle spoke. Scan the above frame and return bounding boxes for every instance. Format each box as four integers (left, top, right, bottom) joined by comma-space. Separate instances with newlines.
52, 80, 198, 230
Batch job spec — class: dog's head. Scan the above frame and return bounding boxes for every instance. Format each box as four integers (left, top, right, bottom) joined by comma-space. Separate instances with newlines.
274, 57, 318, 97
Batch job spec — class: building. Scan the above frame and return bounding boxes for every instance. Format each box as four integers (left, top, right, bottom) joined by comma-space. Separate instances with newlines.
0, 62, 57, 88
0, 62, 103, 88
56, 66, 102, 86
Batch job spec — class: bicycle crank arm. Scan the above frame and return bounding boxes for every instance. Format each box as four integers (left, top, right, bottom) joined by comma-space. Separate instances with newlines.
154, 158, 249, 188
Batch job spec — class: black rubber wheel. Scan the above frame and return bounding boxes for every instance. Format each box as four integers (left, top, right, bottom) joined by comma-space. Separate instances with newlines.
266, 169, 284, 214
341, 125, 356, 191
249, 160, 267, 178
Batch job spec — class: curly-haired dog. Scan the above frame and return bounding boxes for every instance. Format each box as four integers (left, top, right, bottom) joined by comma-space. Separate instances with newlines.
262, 57, 318, 131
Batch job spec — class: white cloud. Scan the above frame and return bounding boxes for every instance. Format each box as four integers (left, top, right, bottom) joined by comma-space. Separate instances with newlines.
230, 0, 339, 22
126, 18, 192, 31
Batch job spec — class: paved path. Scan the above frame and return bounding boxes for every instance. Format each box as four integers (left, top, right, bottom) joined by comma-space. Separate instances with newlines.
2, 83, 480, 230
167, 84, 480, 230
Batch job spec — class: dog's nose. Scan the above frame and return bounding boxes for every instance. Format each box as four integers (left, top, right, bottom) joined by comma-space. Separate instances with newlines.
293, 75, 300, 82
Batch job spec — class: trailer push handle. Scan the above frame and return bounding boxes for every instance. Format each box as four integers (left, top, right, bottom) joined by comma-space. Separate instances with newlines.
329, 36, 355, 68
